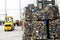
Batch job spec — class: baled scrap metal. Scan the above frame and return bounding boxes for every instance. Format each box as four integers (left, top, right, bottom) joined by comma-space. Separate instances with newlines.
32, 21, 47, 39
23, 35, 31, 40
23, 4, 59, 40
26, 5, 59, 21
49, 20, 58, 39
24, 21, 33, 36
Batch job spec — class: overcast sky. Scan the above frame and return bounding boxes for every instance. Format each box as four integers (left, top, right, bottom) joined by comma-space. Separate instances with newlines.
0, 0, 37, 20
0, 0, 20, 20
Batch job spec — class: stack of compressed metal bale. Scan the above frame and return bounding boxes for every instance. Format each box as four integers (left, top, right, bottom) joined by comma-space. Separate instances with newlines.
32, 21, 47, 39
23, 4, 35, 40
23, 4, 59, 40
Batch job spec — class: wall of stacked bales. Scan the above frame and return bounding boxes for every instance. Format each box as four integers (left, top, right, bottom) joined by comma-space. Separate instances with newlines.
22, 4, 59, 40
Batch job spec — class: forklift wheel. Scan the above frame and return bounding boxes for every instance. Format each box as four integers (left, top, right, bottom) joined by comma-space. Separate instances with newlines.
11, 28, 14, 31
12, 28, 14, 31
4, 30, 7, 31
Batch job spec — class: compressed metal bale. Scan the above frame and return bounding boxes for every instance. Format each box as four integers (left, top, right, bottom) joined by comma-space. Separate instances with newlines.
24, 21, 33, 37
32, 21, 47, 39
23, 36, 31, 40
49, 19, 59, 39
23, 4, 59, 39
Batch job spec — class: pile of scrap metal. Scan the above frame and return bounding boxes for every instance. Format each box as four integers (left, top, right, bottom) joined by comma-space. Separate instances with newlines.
23, 4, 59, 40
24, 5, 59, 21
14, 20, 23, 26
32, 21, 47, 39
23, 21, 33, 40
49, 20, 58, 39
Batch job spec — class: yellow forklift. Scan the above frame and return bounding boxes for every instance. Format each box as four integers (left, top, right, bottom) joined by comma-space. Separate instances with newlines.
4, 16, 14, 31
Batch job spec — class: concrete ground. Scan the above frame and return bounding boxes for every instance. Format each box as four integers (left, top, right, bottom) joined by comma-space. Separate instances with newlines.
0, 26, 24, 40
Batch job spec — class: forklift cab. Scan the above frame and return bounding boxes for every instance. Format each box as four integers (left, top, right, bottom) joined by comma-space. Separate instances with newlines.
4, 16, 14, 31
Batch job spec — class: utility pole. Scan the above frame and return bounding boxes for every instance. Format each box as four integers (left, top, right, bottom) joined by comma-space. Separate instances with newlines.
5, 0, 7, 16
19, 0, 21, 20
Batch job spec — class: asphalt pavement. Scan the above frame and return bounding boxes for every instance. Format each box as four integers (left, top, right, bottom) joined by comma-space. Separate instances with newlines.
0, 26, 23, 40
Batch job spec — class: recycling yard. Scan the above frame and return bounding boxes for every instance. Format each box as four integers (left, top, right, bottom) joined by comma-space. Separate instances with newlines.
0, 0, 60, 40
